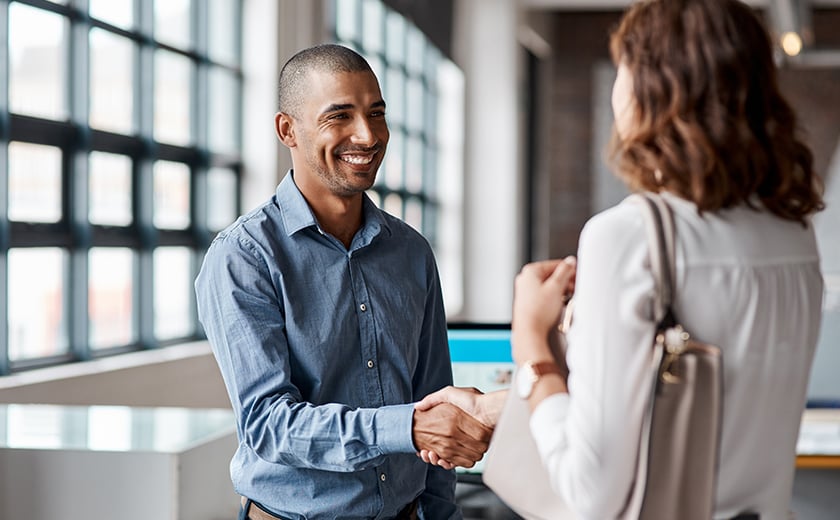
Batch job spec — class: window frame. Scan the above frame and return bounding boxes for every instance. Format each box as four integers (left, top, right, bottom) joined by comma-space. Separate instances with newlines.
0, 0, 243, 374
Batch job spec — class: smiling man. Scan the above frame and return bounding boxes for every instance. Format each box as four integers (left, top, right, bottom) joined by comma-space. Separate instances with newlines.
195, 44, 491, 520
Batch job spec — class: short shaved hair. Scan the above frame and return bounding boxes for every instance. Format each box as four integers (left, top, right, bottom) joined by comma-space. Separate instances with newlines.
277, 44, 374, 117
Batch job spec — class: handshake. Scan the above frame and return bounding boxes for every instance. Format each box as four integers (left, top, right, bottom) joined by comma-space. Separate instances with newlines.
411, 386, 508, 470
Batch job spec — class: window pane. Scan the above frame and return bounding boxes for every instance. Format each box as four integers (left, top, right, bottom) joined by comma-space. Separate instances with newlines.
154, 0, 191, 50
89, 151, 133, 226
406, 78, 424, 134
208, 0, 237, 65
405, 198, 423, 232
208, 67, 238, 153
382, 131, 403, 189
406, 25, 425, 76
385, 67, 404, 127
154, 50, 192, 146
8, 248, 68, 361
207, 168, 237, 231
154, 161, 191, 229
90, 29, 135, 134
385, 11, 405, 64
8, 142, 62, 223
89, 248, 135, 349
335, 0, 358, 42
8, 4, 68, 120
383, 193, 402, 219
405, 136, 424, 193
89, 0, 134, 30
361, 0, 383, 54
154, 247, 193, 340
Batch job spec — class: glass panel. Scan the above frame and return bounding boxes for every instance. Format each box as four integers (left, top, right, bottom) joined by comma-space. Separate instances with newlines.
208, 67, 238, 153
0, 404, 233, 452
335, 0, 358, 42
89, 151, 132, 226
89, 248, 135, 350
154, 0, 191, 50
154, 49, 192, 146
88, 406, 132, 451
383, 193, 402, 219
8, 142, 62, 223
8, 248, 68, 361
384, 67, 404, 127
383, 131, 403, 189
90, 28, 134, 134
361, 0, 383, 54
385, 10, 405, 64
8, 4, 68, 120
153, 247, 193, 340
406, 77, 424, 134
405, 198, 423, 232
405, 136, 424, 193
208, 0, 237, 65
366, 54, 384, 84
206, 168, 237, 231
6, 405, 65, 449
406, 24, 425, 76
153, 160, 191, 230
89, 0, 134, 30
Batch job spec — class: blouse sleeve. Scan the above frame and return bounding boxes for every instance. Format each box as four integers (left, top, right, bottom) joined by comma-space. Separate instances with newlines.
529, 201, 658, 519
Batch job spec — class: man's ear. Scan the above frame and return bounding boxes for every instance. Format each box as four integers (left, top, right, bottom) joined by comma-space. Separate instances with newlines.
275, 112, 296, 147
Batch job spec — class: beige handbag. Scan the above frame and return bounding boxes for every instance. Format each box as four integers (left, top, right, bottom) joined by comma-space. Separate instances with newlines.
482, 192, 723, 520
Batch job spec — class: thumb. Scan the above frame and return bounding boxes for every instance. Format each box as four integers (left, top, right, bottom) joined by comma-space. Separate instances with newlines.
548, 260, 574, 286
414, 389, 449, 411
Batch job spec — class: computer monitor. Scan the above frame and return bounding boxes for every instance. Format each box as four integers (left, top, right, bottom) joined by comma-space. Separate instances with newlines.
446, 322, 515, 480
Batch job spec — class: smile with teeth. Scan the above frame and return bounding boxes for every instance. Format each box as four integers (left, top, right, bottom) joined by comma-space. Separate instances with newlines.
339, 153, 375, 165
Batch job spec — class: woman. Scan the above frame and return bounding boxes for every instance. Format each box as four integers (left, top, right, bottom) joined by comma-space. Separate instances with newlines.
417, 0, 825, 518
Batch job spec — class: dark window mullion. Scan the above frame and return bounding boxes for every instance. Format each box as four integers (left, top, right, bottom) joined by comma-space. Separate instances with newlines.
0, 0, 10, 374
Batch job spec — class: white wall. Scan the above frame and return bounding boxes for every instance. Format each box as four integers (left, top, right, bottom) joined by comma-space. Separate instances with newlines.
453, 0, 526, 322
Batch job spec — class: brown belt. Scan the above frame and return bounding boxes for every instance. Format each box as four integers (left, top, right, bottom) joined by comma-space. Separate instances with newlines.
240, 496, 418, 520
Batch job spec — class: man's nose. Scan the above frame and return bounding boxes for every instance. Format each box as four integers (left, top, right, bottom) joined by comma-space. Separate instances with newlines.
351, 116, 377, 145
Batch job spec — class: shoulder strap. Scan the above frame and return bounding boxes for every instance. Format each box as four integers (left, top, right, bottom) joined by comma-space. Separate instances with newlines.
632, 192, 677, 328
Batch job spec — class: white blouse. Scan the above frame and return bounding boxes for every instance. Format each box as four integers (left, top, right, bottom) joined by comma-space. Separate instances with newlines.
530, 192, 823, 520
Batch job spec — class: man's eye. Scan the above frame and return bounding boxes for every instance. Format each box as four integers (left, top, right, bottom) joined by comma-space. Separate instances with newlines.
371, 111, 386, 118
328, 113, 348, 120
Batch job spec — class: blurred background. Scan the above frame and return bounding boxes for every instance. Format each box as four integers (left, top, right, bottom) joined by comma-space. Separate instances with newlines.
0, 0, 837, 518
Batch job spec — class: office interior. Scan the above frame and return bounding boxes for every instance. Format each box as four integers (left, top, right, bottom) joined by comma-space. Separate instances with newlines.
0, 0, 838, 518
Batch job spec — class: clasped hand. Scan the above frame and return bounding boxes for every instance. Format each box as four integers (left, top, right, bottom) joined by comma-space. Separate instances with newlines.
413, 256, 576, 470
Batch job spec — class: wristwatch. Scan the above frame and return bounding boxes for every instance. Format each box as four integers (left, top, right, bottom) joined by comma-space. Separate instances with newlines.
516, 360, 563, 399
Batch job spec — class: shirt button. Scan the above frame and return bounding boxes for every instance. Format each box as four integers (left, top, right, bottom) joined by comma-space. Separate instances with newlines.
380, 473, 387, 482
367, 360, 374, 369
360, 303, 367, 312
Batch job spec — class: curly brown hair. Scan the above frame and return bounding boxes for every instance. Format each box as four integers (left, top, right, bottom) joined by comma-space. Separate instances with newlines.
608, 0, 824, 224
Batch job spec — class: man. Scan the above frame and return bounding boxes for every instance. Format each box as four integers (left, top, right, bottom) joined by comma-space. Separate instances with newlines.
195, 44, 492, 520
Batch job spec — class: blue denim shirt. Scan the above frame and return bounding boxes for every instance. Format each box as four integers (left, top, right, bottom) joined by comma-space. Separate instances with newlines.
195, 172, 459, 519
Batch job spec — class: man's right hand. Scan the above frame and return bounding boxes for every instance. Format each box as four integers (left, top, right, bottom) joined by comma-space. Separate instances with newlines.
411, 402, 493, 469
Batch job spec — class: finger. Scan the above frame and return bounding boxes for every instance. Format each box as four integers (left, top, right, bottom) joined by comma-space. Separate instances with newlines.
520, 259, 567, 280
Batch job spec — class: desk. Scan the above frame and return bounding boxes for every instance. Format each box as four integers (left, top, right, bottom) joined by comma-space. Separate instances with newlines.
0, 404, 238, 520
796, 408, 840, 469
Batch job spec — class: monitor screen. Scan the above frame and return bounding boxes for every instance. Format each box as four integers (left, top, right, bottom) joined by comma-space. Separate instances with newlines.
446, 323, 515, 477
447, 323, 514, 394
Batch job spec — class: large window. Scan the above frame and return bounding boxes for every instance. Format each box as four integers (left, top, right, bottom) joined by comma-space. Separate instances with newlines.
332, 0, 466, 314
0, 0, 242, 374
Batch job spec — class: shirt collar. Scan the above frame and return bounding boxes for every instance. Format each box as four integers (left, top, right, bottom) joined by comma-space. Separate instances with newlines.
275, 170, 392, 242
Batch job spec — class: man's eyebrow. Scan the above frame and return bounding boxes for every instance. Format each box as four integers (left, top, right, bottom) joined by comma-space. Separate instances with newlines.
321, 100, 387, 116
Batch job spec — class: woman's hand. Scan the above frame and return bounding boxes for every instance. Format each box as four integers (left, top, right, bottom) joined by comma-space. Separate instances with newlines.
511, 256, 576, 365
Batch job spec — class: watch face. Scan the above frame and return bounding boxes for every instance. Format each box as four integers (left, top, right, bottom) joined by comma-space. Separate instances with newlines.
516, 364, 535, 399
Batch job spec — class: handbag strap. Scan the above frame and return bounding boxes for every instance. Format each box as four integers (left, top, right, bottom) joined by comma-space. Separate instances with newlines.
632, 193, 677, 329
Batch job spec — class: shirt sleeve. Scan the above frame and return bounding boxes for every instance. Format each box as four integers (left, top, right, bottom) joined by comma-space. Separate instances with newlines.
529, 203, 657, 519
412, 254, 461, 519
195, 234, 417, 473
